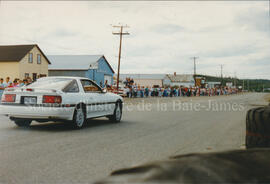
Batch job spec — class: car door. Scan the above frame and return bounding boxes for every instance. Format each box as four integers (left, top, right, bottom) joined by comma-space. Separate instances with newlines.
62, 79, 82, 105
80, 79, 108, 118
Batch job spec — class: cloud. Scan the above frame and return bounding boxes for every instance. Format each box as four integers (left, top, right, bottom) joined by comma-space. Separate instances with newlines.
200, 44, 259, 58
151, 24, 185, 34
0, 1, 269, 79
48, 29, 77, 38
234, 6, 270, 33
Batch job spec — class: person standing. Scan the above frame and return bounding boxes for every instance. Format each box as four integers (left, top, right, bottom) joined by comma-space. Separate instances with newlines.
145, 86, 149, 97
26, 77, 33, 85
18, 79, 24, 87
124, 86, 129, 98
0, 78, 4, 89
0, 78, 5, 101
3, 77, 11, 87
12, 79, 19, 87
141, 86, 145, 98
104, 80, 108, 88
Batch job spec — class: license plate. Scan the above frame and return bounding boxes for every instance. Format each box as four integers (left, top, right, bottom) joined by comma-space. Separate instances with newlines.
23, 97, 37, 105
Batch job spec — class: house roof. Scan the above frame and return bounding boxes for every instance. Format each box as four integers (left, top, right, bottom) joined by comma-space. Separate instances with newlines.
166, 74, 194, 82
48, 55, 114, 73
120, 74, 166, 80
0, 44, 51, 64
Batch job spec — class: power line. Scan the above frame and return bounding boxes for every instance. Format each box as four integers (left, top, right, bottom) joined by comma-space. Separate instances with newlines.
112, 24, 130, 91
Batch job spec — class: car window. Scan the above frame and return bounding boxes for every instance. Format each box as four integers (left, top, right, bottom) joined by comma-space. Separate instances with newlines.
28, 78, 73, 90
63, 80, 79, 93
81, 80, 102, 93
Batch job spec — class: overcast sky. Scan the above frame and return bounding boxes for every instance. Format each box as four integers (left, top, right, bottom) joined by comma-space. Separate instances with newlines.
0, 1, 269, 79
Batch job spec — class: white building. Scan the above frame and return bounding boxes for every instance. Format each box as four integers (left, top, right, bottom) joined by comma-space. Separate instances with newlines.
119, 74, 165, 87
163, 73, 195, 87
206, 82, 221, 88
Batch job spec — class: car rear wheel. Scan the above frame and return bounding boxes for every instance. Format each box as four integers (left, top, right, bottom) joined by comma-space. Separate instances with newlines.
13, 119, 32, 127
73, 107, 86, 129
108, 102, 122, 123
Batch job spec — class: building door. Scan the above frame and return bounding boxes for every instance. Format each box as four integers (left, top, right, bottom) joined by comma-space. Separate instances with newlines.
104, 75, 112, 85
32, 73, 37, 81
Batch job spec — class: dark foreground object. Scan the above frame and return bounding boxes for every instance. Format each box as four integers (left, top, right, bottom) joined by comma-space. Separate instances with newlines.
95, 149, 270, 184
246, 106, 270, 149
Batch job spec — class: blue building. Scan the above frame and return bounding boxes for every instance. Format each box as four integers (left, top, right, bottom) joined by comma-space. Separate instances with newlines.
48, 55, 115, 87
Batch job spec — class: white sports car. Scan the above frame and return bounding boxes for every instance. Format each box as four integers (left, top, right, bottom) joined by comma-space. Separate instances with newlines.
0, 77, 123, 128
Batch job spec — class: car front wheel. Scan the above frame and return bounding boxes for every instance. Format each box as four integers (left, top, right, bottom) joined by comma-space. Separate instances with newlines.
108, 102, 122, 123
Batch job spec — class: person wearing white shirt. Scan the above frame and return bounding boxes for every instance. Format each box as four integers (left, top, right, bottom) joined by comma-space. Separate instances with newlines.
3, 77, 12, 88
0, 78, 5, 102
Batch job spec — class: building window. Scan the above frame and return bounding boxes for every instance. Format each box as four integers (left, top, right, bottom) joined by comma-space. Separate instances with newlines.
29, 53, 33, 63
25, 73, 29, 78
37, 54, 41, 64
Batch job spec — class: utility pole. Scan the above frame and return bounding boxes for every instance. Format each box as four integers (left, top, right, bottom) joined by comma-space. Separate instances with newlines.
220, 64, 224, 87
191, 57, 198, 86
220, 65, 223, 79
191, 57, 198, 77
112, 24, 129, 91
234, 72, 237, 88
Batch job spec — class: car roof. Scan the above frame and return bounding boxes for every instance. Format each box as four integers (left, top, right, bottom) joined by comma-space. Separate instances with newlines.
42, 76, 90, 80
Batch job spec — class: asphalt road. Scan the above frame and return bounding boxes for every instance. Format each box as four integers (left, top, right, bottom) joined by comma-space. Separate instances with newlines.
0, 93, 268, 184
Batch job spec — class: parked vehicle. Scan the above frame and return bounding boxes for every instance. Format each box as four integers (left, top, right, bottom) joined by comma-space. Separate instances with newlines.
0, 77, 123, 128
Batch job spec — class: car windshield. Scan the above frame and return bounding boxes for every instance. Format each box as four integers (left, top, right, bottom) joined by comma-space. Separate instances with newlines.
28, 78, 73, 90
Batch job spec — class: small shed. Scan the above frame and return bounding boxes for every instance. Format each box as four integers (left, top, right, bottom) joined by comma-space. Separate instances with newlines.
48, 55, 114, 87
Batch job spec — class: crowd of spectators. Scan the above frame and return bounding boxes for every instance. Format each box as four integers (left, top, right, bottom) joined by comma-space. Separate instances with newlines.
0, 77, 33, 98
122, 78, 239, 98
0, 76, 240, 100
0, 77, 33, 89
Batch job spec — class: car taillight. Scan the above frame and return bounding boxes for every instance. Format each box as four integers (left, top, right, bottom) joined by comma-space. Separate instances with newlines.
42, 95, 62, 104
1, 94, 16, 102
